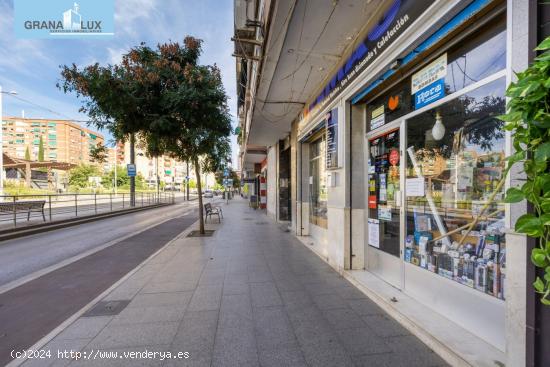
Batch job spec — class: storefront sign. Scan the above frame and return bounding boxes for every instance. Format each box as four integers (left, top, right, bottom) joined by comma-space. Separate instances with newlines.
405, 177, 425, 196
414, 78, 445, 109
368, 218, 380, 248
326, 109, 339, 169
411, 54, 447, 94
370, 105, 385, 130
301, 0, 434, 122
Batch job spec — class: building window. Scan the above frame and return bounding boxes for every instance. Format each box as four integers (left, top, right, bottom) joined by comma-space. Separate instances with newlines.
309, 135, 328, 229
404, 77, 507, 299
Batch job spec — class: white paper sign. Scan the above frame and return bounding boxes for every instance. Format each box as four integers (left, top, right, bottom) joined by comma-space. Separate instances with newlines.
406, 177, 425, 197
411, 53, 447, 95
368, 218, 380, 248
370, 105, 385, 130
378, 206, 392, 221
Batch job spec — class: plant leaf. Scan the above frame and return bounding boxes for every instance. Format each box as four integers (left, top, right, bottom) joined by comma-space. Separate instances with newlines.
534, 276, 546, 292
505, 187, 525, 203
532, 248, 549, 267
517, 214, 544, 237
535, 36, 550, 51
535, 142, 550, 161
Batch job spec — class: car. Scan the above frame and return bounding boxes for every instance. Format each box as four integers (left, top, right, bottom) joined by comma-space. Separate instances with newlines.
203, 190, 213, 198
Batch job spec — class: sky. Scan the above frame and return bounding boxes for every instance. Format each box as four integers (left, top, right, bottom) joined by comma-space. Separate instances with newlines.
0, 0, 238, 163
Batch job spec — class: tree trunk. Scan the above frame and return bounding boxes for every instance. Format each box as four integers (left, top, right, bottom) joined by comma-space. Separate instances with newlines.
194, 158, 205, 234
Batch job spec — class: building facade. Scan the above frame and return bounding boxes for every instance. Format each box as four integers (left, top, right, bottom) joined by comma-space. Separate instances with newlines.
1, 117, 104, 165
235, 0, 543, 365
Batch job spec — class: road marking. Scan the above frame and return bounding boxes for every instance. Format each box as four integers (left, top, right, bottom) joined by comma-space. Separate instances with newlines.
6, 215, 200, 367
0, 203, 197, 295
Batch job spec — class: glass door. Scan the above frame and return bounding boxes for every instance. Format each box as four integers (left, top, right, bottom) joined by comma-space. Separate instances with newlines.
366, 126, 403, 289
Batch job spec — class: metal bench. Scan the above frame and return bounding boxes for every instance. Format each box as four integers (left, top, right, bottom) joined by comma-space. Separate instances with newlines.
0, 200, 46, 221
204, 203, 223, 223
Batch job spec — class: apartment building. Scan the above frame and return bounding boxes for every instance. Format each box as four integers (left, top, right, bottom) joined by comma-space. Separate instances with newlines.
1, 117, 104, 165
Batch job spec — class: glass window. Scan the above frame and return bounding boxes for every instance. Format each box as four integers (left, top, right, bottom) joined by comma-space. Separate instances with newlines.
368, 129, 401, 257
404, 77, 506, 300
309, 135, 328, 228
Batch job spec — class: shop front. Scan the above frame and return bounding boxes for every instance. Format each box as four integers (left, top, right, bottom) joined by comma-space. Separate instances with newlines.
359, 5, 507, 350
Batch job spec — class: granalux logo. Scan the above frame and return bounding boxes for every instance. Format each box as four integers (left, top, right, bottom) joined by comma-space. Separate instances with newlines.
15, 0, 114, 39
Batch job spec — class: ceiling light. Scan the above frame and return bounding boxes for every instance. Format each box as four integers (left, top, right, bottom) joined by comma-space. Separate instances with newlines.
431, 111, 445, 141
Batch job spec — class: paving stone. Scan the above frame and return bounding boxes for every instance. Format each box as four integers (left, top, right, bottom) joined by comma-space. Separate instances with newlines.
347, 298, 385, 316
140, 280, 197, 294
322, 307, 367, 330
362, 314, 410, 338
87, 322, 179, 349
129, 292, 193, 308
212, 327, 259, 367
257, 347, 307, 367
187, 286, 223, 311
280, 290, 314, 309
55, 316, 112, 340
312, 293, 346, 310
249, 282, 282, 308
253, 306, 298, 350
110, 305, 186, 325
335, 327, 392, 356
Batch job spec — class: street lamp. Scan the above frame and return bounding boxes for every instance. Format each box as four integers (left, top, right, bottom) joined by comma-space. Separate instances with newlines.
0, 86, 18, 198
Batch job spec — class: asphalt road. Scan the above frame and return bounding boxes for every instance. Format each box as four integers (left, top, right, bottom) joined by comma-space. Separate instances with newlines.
0, 197, 199, 288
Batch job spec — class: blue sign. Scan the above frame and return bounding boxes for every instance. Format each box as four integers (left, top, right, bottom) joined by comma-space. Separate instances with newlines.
326, 109, 338, 169
15, 0, 114, 39
414, 78, 445, 110
127, 164, 136, 177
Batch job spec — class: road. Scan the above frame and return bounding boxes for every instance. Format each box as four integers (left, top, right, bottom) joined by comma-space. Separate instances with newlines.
0, 196, 197, 288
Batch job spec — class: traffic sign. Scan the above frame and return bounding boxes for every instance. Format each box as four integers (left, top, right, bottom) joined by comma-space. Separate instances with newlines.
224, 168, 229, 178
127, 164, 137, 177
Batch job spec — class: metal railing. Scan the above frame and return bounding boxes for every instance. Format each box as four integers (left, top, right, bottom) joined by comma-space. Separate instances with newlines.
0, 192, 175, 229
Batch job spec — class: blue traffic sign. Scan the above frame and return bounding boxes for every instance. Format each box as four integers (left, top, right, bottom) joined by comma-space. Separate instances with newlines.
127, 164, 137, 177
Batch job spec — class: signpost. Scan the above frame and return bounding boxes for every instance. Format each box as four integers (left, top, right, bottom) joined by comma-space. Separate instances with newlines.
127, 164, 136, 177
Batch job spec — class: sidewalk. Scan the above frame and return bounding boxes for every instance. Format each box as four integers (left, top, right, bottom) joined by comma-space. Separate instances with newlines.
18, 198, 447, 367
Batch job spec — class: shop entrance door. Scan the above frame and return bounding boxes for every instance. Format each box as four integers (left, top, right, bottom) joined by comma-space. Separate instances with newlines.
366, 126, 403, 289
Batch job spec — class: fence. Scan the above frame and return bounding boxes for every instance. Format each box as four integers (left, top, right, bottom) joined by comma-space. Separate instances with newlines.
0, 192, 175, 229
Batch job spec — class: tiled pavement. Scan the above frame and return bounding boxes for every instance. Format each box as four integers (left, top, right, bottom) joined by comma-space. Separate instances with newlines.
20, 198, 448, 367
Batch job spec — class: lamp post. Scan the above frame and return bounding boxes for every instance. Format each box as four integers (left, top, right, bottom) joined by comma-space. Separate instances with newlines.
0, 86, 18, 198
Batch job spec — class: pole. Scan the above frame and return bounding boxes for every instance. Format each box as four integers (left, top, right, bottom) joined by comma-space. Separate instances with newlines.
114, 142, 118, 196
0, 85, 3, 198
156, 156, 160, 203
130, 134, 136, 207
186, 161, 190, 201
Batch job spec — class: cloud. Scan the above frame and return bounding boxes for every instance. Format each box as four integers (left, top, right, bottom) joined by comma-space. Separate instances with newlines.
115, 0, 161, 38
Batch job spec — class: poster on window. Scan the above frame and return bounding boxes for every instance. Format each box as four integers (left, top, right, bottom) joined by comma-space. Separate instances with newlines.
326, 108, 339, 169
368, 219, 380, 248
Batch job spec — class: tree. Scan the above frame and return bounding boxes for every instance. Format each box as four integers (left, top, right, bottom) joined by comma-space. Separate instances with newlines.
68, 164, 101, 188
60, 37, 231, 234
38, 136, 44, 162
24, 146, 30, 160
90, 143, 108, 164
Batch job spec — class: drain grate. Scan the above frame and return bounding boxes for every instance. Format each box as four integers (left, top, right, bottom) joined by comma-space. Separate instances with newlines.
187, 230, 215, 237
83, 300, 130, 317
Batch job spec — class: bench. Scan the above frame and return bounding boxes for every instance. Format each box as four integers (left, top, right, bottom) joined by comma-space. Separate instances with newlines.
0, 200, 46, 221
204, 203, 223, 223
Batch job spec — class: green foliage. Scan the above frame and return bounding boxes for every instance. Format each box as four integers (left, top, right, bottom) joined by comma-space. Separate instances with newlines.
68, 164, 101, 188
24, 146, 30, 160
90, 143, 108, 164
59, 37, 232, 234
188, 179, 197, 189
501, 35, 550, 305
101, 165, 146, 190
38, 136, 44, 162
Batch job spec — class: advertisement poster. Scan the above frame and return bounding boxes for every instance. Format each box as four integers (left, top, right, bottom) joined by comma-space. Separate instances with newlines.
411, 53, 447, 94
326, 109, 339, 169
406, 177, 425, 196
378, 206, 392, 221
379, 173, 387, 202
370, 105, 385, 130
368, 219, 380, 248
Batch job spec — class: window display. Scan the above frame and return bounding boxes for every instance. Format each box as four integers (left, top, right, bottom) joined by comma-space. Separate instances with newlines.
368, 130, 400, 257
309, 135, 328, 228
404, 78, 507, 300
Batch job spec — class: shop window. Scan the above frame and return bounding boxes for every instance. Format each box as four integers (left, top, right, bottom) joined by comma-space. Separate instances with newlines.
368, 130, 401, 257
404, 77, 506, 299
309, 135, 328, 229
444, 17, 506, 94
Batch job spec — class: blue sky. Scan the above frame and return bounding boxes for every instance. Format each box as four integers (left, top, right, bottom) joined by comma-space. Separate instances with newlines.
0, 0, 238, 162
